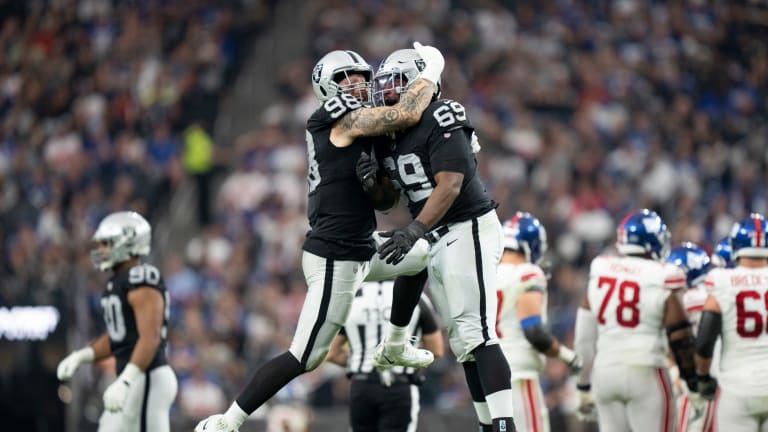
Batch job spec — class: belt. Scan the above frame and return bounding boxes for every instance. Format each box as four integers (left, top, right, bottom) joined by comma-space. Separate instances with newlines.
424, 225, 450, 243
349, 371, 414, 385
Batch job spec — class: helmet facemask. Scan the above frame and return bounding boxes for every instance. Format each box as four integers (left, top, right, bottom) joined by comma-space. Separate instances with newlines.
374, 70, 407, 106
334, 69, 373, 104
90, 236, 134, 271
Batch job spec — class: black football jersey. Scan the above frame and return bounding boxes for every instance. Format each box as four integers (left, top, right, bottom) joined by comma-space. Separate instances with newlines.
377, 99, 495, 226
101, 263, 169, 374
304, 93, 381, 260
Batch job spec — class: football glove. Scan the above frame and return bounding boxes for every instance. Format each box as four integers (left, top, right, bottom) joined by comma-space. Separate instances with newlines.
378, 220, 427, 265
356, 152, 377, 191
686, 391, 708, 424
195, 402, 249, 432
103, 363, 142, 412
57, 347, 95, 381
697, 374, 718, 401
195, 415, 239, 432
413, 42, 444, 86
575, 387, 598, 422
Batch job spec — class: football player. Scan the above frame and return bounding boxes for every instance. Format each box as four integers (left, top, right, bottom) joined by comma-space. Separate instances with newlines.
666, 242, 717, 431
325, 273, 444, 432
360, 47, 517, 432
495, 212, 582, 432
57, 211, 177, 432
195, 43, 444, 432
695, 213, 768, 431
710, 236, 734, 269
574, 209, 696, 431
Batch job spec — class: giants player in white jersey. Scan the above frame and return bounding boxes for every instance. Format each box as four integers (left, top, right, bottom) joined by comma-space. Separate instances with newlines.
695, 213, 768, 431
494, 212, 582, 432
666, 243, 717, 432
575, 209, 698, 432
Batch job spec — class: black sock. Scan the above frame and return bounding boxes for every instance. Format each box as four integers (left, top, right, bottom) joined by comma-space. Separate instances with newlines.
472, 344, 511, 394
462, 361, 486, 403
480, 424, 493, 432
493, 417, 516, 432
389, 269, 428, 327
235, 351, 304, 413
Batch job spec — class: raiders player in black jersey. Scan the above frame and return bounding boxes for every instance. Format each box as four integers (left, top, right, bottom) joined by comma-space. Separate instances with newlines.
57, 211, 176, 432
195, 42, 444, 432
360, 49, 518, 432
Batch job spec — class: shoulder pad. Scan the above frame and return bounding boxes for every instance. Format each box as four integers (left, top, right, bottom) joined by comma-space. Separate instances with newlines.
662, 263, 687, 290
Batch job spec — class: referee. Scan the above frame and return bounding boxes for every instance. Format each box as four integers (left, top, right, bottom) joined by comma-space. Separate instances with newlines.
326, 272, 443, 432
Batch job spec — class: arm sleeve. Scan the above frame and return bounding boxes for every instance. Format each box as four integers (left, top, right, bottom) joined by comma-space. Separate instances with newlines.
575, 307, 597, 386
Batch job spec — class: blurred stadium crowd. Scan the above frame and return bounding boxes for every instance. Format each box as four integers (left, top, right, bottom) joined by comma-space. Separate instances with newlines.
1, 0, 767, 431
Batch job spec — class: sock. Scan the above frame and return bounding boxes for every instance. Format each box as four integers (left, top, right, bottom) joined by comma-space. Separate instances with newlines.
487, 389, 516, 422
473, 344, 515, 418
463, 362, 492, 425
235, 351, 304, 413
492, 417, 516, 432
388, 324, 408, 345
479, 424, 493, 432
473, 402, 491, 425
389, 270, 428, 327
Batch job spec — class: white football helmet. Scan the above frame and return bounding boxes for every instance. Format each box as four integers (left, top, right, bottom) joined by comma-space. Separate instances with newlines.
90, 211, 151, 271
374, 48, 440, 106
311, 50, 372, 103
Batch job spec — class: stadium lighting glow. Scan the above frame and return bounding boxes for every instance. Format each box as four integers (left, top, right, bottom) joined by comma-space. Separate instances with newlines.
0, 306, 60, 340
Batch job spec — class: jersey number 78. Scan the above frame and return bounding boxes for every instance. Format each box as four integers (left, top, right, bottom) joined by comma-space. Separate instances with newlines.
596, 276, 640, 328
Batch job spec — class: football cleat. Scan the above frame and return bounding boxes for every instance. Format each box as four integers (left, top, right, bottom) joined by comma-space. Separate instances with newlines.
374, 340, 434, 369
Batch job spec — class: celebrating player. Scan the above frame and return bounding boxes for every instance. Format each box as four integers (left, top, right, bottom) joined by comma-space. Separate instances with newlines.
326, 273, 443, 432
56, 211, 177, 432
360, 47, 517, 432
495, 212, 582, 432
695, 213, 768, 431
194, 43, 444, 432
666, 242, 716, 431
574, 209, 697, 431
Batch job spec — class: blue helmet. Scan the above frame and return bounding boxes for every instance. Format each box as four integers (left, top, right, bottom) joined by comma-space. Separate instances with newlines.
729, 213, 768, 260
666, 242, 713, 288
710, 236, 734, 268
502, 212, 548, 264
615, 209, 670, 260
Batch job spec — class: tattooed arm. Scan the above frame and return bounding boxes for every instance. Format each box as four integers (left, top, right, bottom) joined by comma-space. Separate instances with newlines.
330, 79, 437, 147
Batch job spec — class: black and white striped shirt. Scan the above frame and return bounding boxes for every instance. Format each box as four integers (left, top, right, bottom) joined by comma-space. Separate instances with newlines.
341, 280, 438, 375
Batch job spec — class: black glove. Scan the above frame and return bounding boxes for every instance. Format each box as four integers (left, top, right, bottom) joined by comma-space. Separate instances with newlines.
356, 152, 378, 191
378, 220, 427, 265
696, 374, 718, 400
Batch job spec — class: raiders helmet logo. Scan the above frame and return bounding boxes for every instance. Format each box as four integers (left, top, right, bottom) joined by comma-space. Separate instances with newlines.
312, 63, 323, 83
415, 59, 426, 71
122, 226, 136, 239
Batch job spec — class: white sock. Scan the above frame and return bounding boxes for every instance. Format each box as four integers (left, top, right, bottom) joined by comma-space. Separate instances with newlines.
485, 389, 515, 418
472, 401, 492, 425
387, 325, 407, 345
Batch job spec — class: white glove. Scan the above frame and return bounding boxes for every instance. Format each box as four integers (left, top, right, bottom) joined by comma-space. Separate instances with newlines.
195, 414, 238, 432
195, 402, 249, 432
413, 42, 444, 86
103, 363, 142, 412
686, 392, 708, 424
57, 347, 95, 381
576, 390, 598, 422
